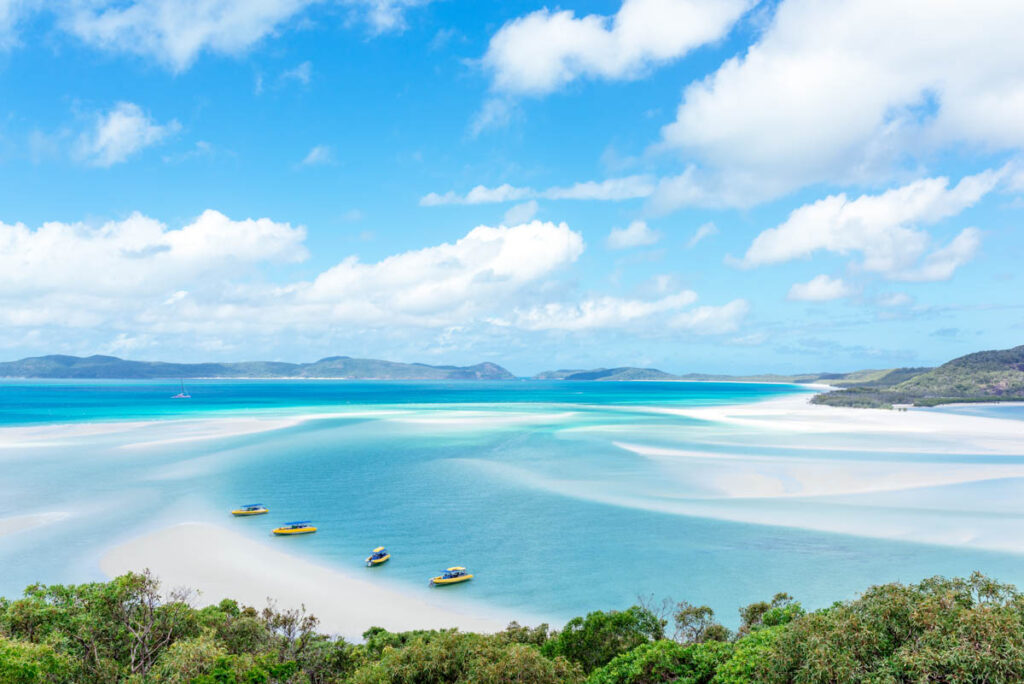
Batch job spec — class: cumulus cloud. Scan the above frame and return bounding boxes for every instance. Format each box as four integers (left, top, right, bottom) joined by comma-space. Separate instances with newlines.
607, 220, 659, 249
303, 220, 585, 324
482, 0, 751, 96
0, 210, 307, 303
510, 291, 697, 331
686, 221, 717, 248
787, 275, 853, 302
421, 175, 654, 206
0, 214, 588, 339
75, 102, 180, 167
0, 210, 750, 354
740, 169, 1001, 280
656, 0, 1024, 206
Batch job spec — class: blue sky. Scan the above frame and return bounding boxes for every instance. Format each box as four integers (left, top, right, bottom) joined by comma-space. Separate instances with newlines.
0, 0, 1022, 375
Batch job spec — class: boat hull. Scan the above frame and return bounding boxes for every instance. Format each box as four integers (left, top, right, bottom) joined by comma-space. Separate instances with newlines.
366, 555, 391, 566
232, 510, 268, 516
431, 574, 473, 585
273, 527, 317, 535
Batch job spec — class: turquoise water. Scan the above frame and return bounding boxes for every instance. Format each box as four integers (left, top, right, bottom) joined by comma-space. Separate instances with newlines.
3, 380, 1024, 629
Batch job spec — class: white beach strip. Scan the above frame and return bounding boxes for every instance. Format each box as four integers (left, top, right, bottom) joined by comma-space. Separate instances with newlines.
100, 523, 507, 640
0, 410, 412, 451
643, 393, 1024, 455
0, 512, 71, 538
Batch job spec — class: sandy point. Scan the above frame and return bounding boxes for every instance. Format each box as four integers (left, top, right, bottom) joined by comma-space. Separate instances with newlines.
100, 523, 511, 641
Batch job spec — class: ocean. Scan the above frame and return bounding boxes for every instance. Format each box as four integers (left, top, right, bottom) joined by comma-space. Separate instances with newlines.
2, 379, 1024, 629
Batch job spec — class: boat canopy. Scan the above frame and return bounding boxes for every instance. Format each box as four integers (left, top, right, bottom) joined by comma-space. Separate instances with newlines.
373, 546, 386, 552
446, 567, 466, 572
284, 520, 312, 526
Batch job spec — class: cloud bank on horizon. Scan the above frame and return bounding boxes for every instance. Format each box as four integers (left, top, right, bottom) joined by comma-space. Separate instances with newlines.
0, 0, 1021, 373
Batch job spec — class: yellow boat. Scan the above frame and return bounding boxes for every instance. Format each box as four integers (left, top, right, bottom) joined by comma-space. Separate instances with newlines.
430, 567, 473, 585
273, 520, 317, 535
366, 547, 390, 567
232, 503, 268, 516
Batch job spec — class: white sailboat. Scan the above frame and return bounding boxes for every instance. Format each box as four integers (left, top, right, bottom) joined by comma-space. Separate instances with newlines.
171, 379, 191, 399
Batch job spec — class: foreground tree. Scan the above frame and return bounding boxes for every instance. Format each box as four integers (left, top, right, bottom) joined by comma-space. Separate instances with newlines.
542, 607, 665, 673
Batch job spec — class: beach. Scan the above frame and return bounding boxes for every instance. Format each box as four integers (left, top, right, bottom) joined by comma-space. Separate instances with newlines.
99, 523, 507, 640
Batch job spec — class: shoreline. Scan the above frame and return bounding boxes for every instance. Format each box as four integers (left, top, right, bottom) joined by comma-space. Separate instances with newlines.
100, 523, 513, 641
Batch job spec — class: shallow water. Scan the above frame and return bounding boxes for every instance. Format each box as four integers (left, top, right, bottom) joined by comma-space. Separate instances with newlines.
3, 380, 1024, 629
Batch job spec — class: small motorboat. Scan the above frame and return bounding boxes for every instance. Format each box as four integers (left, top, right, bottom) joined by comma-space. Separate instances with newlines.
430, 567, 473, 585
366, 546, 390, 567
232, 503, 269, 516
272, 520, 317, 536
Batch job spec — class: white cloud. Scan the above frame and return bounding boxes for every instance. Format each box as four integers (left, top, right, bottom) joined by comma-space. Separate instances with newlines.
878, 292, 912, 307
741, 170, 1001, 280
281, 60, 312, 84
686, 221, 717, 248
75, 102, 180, 167
510, 291, 697, 331
546, 176, 656, 201
607, 220, 659, 249
343, 0, 431, 34
896, 227, 980, 282
64, 0, 316, 72
0, 0, 38, 49
0, 210, 750, 351
3, 1, 431, 71
303, 221, 584, 324
0, 210, 307, 303
301, 144, 333, 165
482, 0, 751, 96
670, 299, 748, 334
421, 175, 654, 206
0, 214, 585, 337
787, 275, 853, 302
658, 0, 1024, 205
503, 200, 539, 225
470, 97, 516, 137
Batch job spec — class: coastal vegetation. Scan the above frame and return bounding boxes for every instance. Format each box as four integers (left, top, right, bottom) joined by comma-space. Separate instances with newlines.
3, 571, 1023, 682
812, 344, 1024, 408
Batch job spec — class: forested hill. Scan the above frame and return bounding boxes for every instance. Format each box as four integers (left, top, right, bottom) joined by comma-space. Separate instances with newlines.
0, 354, 515, 380
813, 344, 1024, 408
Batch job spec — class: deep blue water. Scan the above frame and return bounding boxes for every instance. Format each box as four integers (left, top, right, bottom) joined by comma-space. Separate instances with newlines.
3, 380, 1024, 629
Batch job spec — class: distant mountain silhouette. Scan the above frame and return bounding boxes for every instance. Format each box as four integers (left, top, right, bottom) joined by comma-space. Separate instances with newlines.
0, 354, 515, 380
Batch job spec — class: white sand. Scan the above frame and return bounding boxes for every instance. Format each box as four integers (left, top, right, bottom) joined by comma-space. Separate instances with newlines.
646, 392, 1024, 455
0, 512, 70, 538
100, 523, 508, 640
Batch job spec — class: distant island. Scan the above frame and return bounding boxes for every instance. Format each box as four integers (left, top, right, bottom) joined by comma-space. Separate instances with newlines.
0, 354, 515, 381
2, 345, 1022, 409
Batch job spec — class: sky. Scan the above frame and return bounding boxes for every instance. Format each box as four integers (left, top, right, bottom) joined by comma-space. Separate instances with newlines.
0, 0, 1022, 376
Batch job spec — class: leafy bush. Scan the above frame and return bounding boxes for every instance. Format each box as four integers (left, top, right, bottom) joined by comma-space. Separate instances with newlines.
3, 571, 1024, 683
542, 607, 665, 673
586, 639, 733, 684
